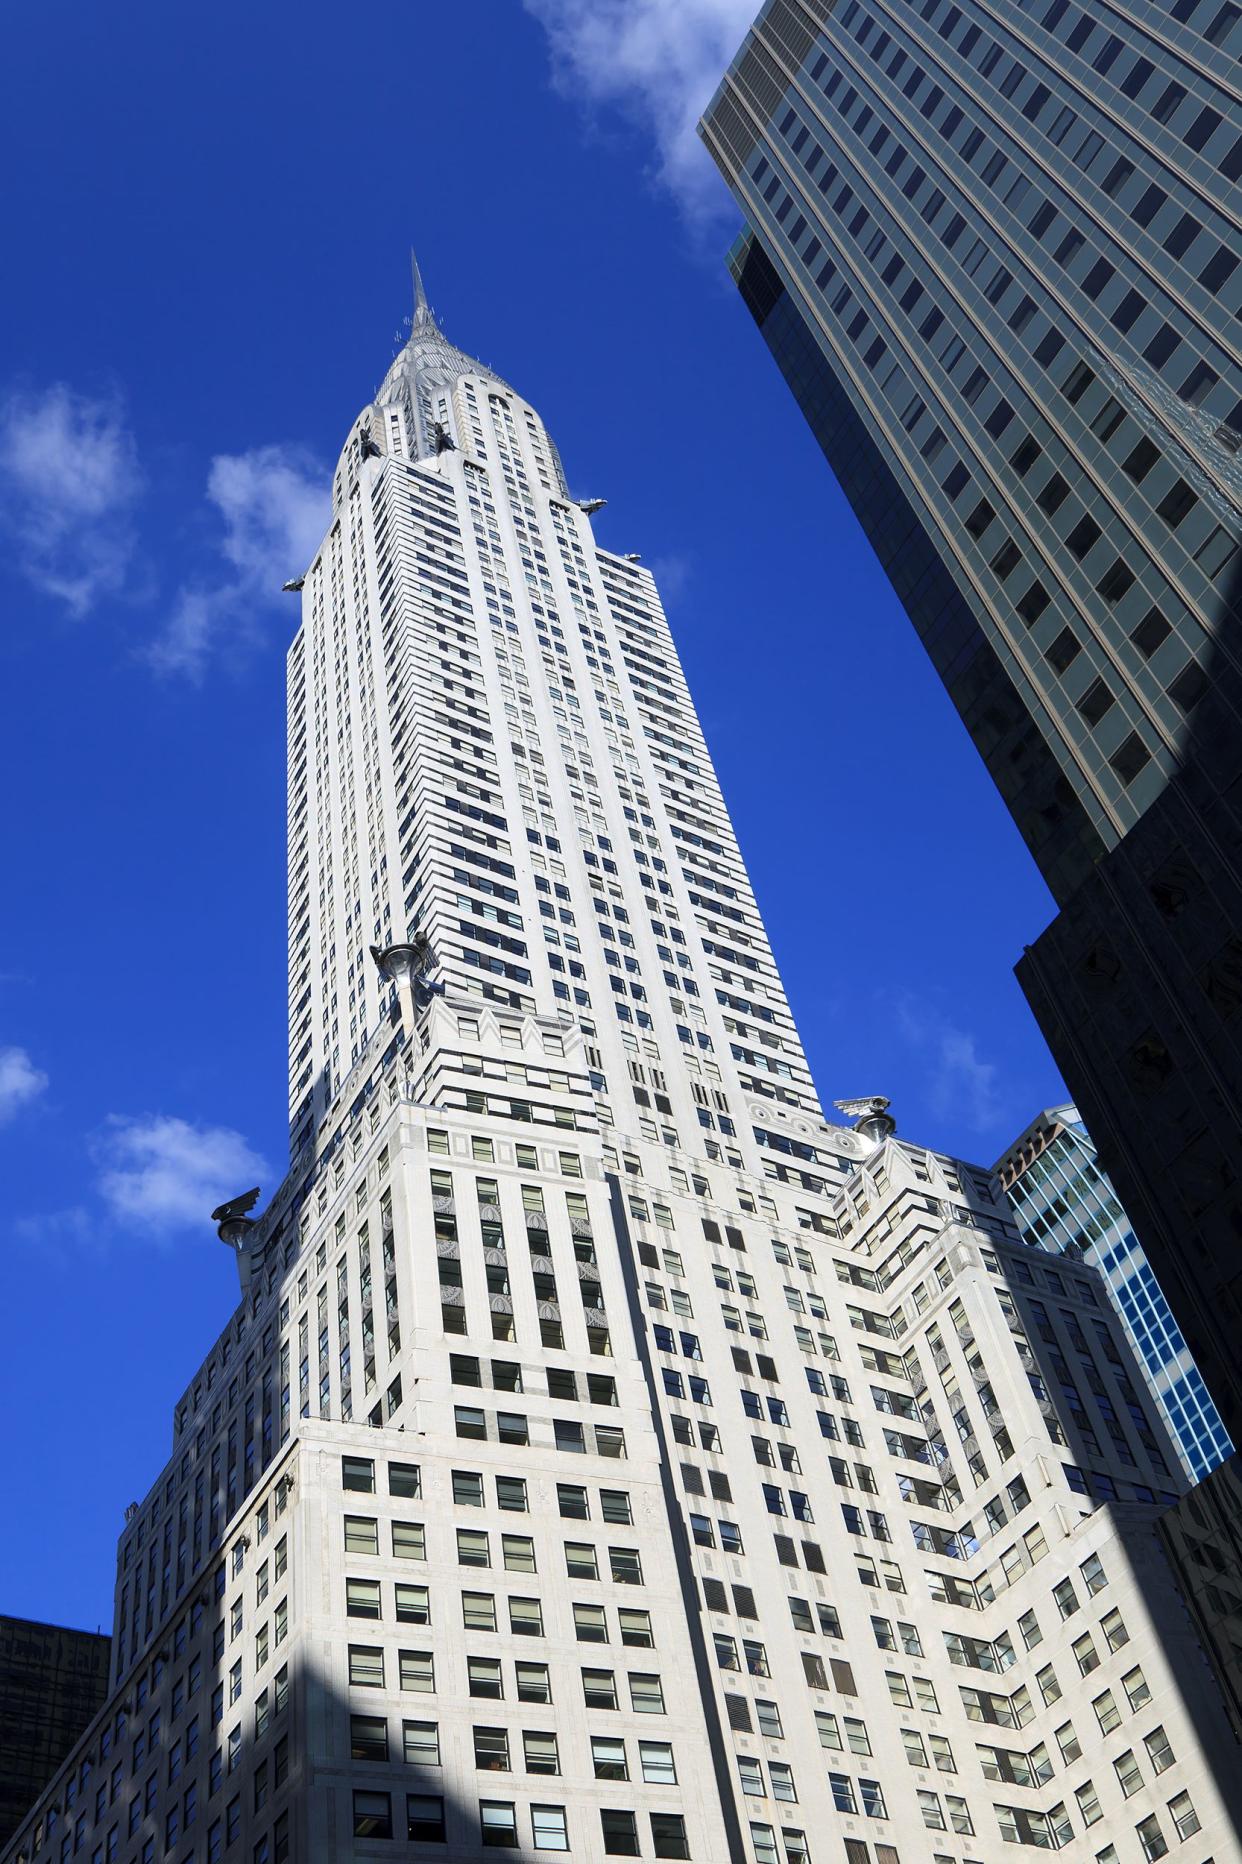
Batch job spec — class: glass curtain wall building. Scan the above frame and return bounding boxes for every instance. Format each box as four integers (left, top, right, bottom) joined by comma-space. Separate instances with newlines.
699, 0, 1242, 1445
0, 1620, 110, 1849
5, 266, 1242, 1864
993, 1105, 1233, 1480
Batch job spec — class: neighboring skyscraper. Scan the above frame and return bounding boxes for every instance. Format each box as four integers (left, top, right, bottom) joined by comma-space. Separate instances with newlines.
0, 1618, 109, 1846
7, 264, 1242, 1864
994, 1104, 1233, 1480
1158, 1455, 1242, 1747
699, 0, 1242, 1445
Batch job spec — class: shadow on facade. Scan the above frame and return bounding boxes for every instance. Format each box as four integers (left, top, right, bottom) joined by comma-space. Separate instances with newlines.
1016, 544, 1242, 1450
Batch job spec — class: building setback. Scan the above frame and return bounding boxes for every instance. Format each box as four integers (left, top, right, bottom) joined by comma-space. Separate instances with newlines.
993, 1104, 1232, 1481
699, 0, 1242, 1447
0, 1618, 110, 1848
5, 265, 1242, 1864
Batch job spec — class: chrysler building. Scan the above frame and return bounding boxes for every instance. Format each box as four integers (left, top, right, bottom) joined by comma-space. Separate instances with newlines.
5, 261, 1241, 1864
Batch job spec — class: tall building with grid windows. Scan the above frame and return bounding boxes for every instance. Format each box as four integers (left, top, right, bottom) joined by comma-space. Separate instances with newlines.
6, 264, 1242, 1864
993, 1105, 1233, 1481
699, 0, 1242, 1447
0, 1619, 110, 1848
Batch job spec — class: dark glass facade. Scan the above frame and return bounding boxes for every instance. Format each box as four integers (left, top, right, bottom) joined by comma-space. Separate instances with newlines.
701, 0, 1242, 1434
0, 1617, 110, 1847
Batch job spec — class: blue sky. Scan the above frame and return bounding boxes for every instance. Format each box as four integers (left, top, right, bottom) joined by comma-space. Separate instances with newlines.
0, 0, 1064, 1632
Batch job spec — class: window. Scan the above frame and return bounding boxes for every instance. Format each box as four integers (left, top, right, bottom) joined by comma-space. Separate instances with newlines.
1136, 1812, 1169, 1861
1167, 1790, 1199, 1839
523, 1731, 560, 1776
403, 1720, 439, 1767
480, 1801, 519, 1849
1072, 1633, 1098, 1675
510, 1596, 543, 1636
629, 1673, 665, 1713
496, 1476, 528, 1512
1114, 1748, 1143, 1797
593, 1737, 628, 1780
1145, 1726, 1175, 1774
399, 1649, 435, 1693
1110, 733, 1151, 787
1156, 480, 1196, 528
531, 1805, 569, 1852
602, 1809, 640, 1856
353, 1791, 392, 1839
860, 1779, 887, 1818
456, 1406, 487, 1440
566, 1540, 600, 1578
769, 1761, 797, 1802
390, 1462, 420, 1497
738, 1756, 763, 1797
830, 1774, 858, 1814
651, 1813, 689, 1859
453, 1471, 484, 1507
619, 1610, 653, 1647
463, 1592, 497, 1632
345, 1516, 379, 1555
610, 1547, 643, 1585
503, 1534, 536, 1573
407, 1794, 446, 1843
474, 1726, 510, 1772
347, 1578, 381, 1619
396, 1585, 430, 1625
582, 1669, 618, 1710
342, 1456, 374, 1493
1101, 1608, 1129, 1652
640, 1741, 677, 1784
393, 1520, 425, 1560
517, 1663, 551, 1703
350, 1716, 387, 1762
575, 1604, 608, 1643
750, 1825, 780, 1864
1079, 1553, 1107, 1595
348, 1646, 383, 1689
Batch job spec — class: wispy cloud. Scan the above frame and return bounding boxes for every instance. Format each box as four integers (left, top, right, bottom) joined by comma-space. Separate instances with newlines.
11, 1206, 95, 1265
149, 444, 329, 679
648, 553, 692, 603
524, 0, 755, 223
0, 383, 142, 614
892, 994, 1007, 1134
0, 1045, 49, 1124
95, 1114, 269, 1233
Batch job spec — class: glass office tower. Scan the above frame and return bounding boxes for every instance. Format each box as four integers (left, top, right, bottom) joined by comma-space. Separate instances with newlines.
0, 1620, 110, 1848
700, 0, 1242, 1443
994, 1104, 1233, 1480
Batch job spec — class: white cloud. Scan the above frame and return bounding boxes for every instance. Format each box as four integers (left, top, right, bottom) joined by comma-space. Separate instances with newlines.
150, 444, 329, 679
0, 1045, 49, 1123
0, 383, 141, 614
96, 1115, 268, 1232
208, 447, 331, 586
647, 553, 692, 602
893, 995, 1006, 1134
524, 0, 756, 221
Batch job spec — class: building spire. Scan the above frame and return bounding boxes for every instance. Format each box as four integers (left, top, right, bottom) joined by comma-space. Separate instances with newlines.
411, 247, 433, 329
